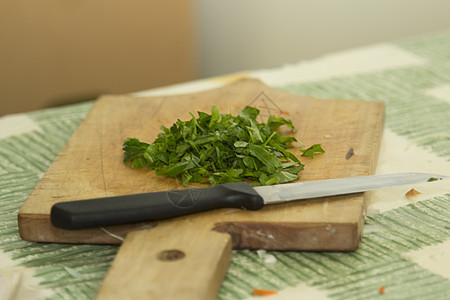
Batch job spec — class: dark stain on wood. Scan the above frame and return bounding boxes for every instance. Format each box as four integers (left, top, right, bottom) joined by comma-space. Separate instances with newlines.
345, 148, 354, 160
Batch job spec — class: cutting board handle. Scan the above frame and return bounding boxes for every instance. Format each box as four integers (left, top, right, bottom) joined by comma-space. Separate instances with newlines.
95, 220, 232, 300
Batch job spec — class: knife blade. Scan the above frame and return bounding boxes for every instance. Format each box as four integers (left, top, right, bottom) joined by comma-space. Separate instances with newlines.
50, 172, 448, 230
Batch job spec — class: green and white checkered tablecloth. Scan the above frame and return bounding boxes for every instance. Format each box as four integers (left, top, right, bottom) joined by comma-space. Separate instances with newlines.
1, 31, 449, 299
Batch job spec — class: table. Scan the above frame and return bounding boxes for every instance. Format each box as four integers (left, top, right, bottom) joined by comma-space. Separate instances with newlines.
1, 30, 449, 300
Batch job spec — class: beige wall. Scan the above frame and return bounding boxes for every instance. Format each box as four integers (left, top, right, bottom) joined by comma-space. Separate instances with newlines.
4, 1, 450, 116
0, 0, 195, 116
195, 0, 450, 77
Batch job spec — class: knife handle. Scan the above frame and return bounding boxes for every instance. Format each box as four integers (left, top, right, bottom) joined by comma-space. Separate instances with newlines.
50, 182, 264, 230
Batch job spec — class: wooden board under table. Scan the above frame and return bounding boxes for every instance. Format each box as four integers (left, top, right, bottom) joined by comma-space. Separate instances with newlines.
18, 78, 384, 299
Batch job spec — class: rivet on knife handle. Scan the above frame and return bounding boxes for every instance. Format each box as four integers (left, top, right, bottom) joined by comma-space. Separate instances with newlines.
50, 182, 264, 230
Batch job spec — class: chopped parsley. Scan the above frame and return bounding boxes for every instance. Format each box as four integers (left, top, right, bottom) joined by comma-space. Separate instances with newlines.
300, 144, 325, 158
427, 177, 443, 182
123, 106, 323, 186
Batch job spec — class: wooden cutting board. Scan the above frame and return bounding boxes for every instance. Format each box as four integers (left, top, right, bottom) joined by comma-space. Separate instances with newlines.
18, 78, 384, 299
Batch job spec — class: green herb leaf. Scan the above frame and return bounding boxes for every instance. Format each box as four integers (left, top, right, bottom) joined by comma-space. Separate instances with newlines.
123, 106, 323, 186
427, 177, 443, 182
300, 144, 325, 158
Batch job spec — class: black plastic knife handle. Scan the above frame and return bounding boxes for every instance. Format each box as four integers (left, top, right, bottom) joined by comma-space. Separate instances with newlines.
50, 182, 264, 230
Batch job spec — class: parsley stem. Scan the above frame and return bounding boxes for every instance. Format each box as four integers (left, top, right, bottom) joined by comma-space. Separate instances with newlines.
263, 131, 277, 147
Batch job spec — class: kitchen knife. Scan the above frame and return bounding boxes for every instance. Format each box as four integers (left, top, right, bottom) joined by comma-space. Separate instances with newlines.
51, 172, 448, 230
